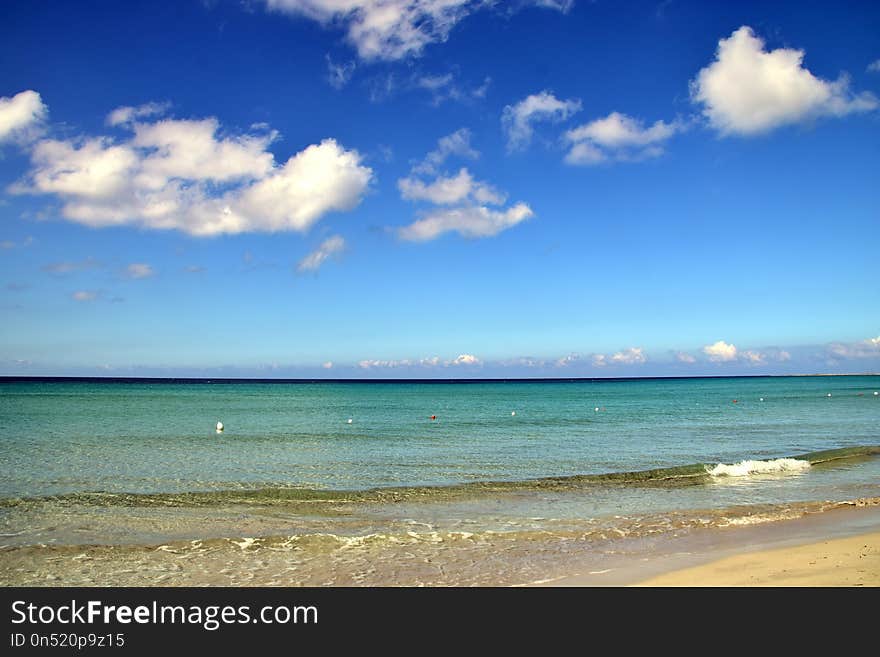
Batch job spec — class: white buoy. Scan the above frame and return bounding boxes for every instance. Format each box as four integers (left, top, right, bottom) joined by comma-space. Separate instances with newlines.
216, 421, 224, 433
827, 393, 832, 397
347, 418, 353, 424
874, 391, 878, 396
594, 407, 599, 412
760, 397, 764, 402
511, 411, 516, 416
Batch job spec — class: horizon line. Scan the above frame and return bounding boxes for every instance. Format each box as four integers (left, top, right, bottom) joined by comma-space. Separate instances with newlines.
1, 373, 878, 384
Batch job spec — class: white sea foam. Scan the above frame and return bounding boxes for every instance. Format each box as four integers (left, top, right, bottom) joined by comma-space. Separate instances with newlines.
706, 458, 811, 477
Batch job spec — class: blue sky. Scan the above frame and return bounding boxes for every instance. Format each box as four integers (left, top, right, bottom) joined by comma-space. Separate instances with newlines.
1, 0, 878, 377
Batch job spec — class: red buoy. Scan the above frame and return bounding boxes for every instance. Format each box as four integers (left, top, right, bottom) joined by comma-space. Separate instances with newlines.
430, 415, 436, 421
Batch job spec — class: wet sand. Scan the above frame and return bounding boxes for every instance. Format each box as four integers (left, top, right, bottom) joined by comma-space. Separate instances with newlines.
547, 502, 880, 586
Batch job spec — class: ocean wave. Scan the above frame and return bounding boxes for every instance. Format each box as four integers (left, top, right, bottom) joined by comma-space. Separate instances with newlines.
1, 445, 877, 510
706, 458, 811, 478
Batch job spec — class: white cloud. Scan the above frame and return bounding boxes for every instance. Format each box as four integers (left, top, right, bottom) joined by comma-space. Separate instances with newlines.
675, 351, 697, 364
411, 128, 478, 176
0, 90, 47, 144
555, 353, 580, 367
869, 60, 880, 73
356, 354, 479, 369
125, 263, 154, 279
399, 203, 533, 241
740, 350, 765, 365
263, 1, 569, 61
322, 361, 334, 369
703, 340, 738, 362
610, 347, 647, 365
564, 112, 681, 165
531, 0, 573, 11
502, 91, 581, 151
398, 168, 505, 205
326, 54, 356, 89
827, 336, 880, 360
691, 26, 878, 135
13, 105, 373, 236
106, 102, 169, 126
589, 348, 647, 367
416, 73, 454, 92
398, 130, 530, 241
72, 290, 97, 302
297, 235, 346, 272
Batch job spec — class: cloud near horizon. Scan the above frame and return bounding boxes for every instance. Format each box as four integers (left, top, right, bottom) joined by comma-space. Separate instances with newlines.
10, 98, 373, 236
357, 353, 481, 369
827, 336, 880, 360
691, 26, 878, 135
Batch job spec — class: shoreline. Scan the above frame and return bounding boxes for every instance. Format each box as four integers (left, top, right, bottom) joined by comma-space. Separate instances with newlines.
545, 503, 880, 587
636, 530, 879, 586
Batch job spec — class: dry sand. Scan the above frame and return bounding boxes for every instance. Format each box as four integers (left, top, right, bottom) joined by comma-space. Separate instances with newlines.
636, 531, 880, 586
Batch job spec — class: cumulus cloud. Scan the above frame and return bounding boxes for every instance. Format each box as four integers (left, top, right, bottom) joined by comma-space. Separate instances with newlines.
125, 263, 154, 279
691, 26, 878, 135
411, 128, 478, 176
322, 361, 334, 369
0, 90, 47, 144
398, 168, 505, 205
703, 340, 738, 362
589, 348, 647, 367
827, 336, 880, 360
106, 102, 169, 126
740, 350, 765, 365
398, 129, 532, 241
502, 91, 581, 151
555, 353, 580, 367
399, 203, 533, 241
869, 60, 880, 73
564, 112, 681, 165
610, 347, 647, 365
297, 235, 346, 272
675, 351, 697, 364
263, 1, 570, 61
357, 354, 480, 369
12, 104, 373, 236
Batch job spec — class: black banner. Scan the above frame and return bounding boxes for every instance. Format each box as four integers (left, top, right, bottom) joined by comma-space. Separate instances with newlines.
0, 586, 874, 651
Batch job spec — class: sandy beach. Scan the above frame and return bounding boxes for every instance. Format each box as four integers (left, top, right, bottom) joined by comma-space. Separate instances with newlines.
636, 531, 880, 586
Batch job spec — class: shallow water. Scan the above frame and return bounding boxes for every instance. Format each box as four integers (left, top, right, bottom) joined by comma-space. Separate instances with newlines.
1, 376, 878, 585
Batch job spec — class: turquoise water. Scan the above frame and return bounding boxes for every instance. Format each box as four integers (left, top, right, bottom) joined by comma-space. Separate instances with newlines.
1, 376, 879, 497
1, 375, 879, 585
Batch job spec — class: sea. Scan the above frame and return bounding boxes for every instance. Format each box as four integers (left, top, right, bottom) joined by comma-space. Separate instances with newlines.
1, 375, 878, 586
